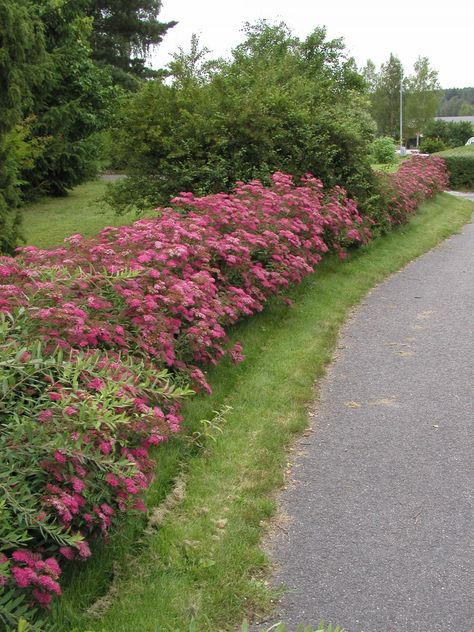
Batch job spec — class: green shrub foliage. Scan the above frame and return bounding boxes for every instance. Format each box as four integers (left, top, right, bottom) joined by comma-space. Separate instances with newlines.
435, 145, 474, 189
370, 136, 397, 164
109, 22, 377, 212
420, 137, 447, 154
423, 119, 474, 149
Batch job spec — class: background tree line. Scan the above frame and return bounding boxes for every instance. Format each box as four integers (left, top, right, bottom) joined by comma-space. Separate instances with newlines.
362, 55, 473, 152
362, 54, 442, 143
438, 88, 474, 116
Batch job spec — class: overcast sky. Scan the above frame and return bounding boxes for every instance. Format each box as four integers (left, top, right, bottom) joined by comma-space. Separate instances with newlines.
153, 0, 474, 88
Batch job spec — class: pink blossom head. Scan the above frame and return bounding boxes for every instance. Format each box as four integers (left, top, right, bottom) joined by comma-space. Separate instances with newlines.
54, 450, 67, 464
59, 546, 75, 561
38, 409, 53, 423
76, 541, 91, 559
105, 472, 119, 487
32, 588, 53, 606
12, 566, 36, 588
99, 440, 112, 455
44, 557, 61, 577
71, 476, 85, 493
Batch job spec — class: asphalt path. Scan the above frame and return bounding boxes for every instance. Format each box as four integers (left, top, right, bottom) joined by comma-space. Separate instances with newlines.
261, 197, 474, 632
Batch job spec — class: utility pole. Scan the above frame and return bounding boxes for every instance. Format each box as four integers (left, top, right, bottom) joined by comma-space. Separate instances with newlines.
399, 73, 404, 152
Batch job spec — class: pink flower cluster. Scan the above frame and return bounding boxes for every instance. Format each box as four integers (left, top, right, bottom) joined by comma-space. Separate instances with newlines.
0, 340, 184, 614
3, 551, 61, 607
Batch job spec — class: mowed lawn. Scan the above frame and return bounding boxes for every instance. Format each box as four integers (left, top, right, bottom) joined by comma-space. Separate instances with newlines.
21, 179, 139, 249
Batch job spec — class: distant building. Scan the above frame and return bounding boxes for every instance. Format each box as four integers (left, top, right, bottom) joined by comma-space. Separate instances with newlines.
435, 116, 474, 124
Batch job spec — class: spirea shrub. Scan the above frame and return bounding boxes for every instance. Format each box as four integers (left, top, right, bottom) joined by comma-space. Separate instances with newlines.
0, 173, 369, 387
0, 312, 192, 627
0, 164, 446, 624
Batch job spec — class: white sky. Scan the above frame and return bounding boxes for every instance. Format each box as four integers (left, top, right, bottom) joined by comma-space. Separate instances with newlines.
153, 0, 474, 88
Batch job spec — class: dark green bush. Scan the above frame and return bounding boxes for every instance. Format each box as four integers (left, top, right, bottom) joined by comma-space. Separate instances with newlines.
0, 0, 45, 253
108, 22, 377, 214
0, 0, 122, 252
19, 11, 120, 200
420, 137, 447, 154
435, 145, 474, 189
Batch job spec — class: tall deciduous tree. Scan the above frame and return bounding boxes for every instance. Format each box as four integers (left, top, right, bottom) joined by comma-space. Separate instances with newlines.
366, 54, 442, 144
362, 59, 377, 93
404, 56, 441, 141
86, 0, 176, 86
369, 54, 403, 139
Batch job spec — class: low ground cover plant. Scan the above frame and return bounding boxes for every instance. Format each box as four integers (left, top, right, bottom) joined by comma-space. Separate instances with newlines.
0, 159, 448, 627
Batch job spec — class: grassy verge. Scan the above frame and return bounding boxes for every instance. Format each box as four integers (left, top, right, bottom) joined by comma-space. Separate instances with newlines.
47, 193, 473, 632
21, 179, 138, 249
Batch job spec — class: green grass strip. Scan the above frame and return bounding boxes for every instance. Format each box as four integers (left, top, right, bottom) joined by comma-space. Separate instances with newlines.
49, 193, 472, 632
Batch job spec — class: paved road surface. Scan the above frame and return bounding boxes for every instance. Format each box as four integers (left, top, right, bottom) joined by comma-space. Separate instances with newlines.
262, 200, 474, 632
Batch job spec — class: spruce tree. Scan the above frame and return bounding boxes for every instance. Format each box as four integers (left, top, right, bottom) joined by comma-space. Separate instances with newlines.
0, 0, 45, 253
20, 1, 119, 199
87, 0, 176, 86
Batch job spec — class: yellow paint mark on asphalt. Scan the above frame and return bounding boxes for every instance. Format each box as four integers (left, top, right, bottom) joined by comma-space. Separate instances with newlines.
417, 309, 434, 320
344, 401, 361, 408
369, 398, 397, 406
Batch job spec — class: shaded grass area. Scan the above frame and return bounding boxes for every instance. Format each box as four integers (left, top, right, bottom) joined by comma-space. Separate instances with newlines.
371, 162, 399, 173
21, 179, 139, 249
46, 193, 473, 632
371, 155, 408, 174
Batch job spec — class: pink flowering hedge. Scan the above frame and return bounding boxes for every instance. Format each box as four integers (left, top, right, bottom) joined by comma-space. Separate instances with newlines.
372, 155, 448, 230
0, 162, 447, 625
